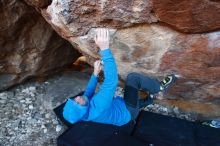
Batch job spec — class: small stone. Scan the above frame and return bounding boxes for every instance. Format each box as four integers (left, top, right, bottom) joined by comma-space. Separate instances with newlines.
45, 113, 50, 119
22, 104, 26, 108
56, 125, 62, 132
9, 136, 15, 142
6, 92, 14, 99
20, 100, 25, 103
52, 119, 58, 125
28, 105, 34, 110
13, 103, 19, 108
25, 98, 31, 101
21, 130, 26, 134
29, 119, 37, 125
26, 129, 31, 133
30, 93, 35, 97
25, 100, 32, 104
43, 128, 47, 133
17, 95, 24, 100
146, 104, 154, 108
29, 87, 36, 91
34, 113, 42, 120
41, 125, 46, 129
22, 88, 29, 94
40, 110, 44, 114
0, 100, 6, 104
0, 93, 7, 100
173, 107, 179, 114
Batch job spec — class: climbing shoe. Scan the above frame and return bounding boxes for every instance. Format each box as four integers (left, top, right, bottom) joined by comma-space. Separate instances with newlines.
160, 74, 177, 91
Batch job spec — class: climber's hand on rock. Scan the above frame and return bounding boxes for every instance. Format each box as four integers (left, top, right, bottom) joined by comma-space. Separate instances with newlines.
94, 28, 109, 50
93, 60, 102, 76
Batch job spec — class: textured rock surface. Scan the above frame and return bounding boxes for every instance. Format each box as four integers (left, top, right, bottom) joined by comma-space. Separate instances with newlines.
152, 0, 220, 33
23, 0, 51, 8
42, 0, 157, 37
21, 0, 220, 117
72, 25, 220, 105
0, 0, 80, 90
156, 99, 220, 120
0, 71, 90, 146
39, 0, 220, 38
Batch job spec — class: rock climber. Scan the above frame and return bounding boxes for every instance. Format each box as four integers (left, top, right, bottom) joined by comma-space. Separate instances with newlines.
63, 28, 177, 126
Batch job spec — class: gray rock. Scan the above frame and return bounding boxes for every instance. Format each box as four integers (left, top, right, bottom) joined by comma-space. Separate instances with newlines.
0, 99, 6, 104
0, 127, 6, 138
33, 112, 42, 120
13, 103, 20, 108
25, 100, 32, 104
173, 107, 179, 114
0, 93, 8, 100
28, 105, 34, 110
20, 100, 25, 103
45, 113, 50, 119
17, 95, 25, 100
29, 119, 38, 125
52, 119, 58, 125
56, 125, 62, 132
43, 128, 47, 133
41, 124, 46, 129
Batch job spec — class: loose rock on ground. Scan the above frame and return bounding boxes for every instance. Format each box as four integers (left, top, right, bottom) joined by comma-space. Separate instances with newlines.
0, 71, 196, 146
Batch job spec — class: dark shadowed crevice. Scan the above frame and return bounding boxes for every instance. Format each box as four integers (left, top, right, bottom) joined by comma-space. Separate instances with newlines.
23, 0, 52, 8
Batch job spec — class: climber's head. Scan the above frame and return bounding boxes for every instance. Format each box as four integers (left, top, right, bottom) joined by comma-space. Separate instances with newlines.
62, 95, 89, 124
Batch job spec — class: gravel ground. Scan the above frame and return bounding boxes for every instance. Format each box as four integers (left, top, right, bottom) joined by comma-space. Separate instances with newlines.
0, 71, 196, 146
0, 71, 91, 146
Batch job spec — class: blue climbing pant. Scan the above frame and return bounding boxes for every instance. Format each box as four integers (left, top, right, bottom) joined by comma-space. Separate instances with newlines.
124, 72, 161, 120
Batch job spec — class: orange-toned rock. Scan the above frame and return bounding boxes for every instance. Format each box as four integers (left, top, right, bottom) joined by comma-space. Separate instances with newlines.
152, 0, 220, 33
71, 25, 220, 110
160, 32, 220, 102
22, 0, 220, 118
0, 0, 80, 90
41, 0, 157, 37
156, 99, 220, 120
38, 0, 220, 38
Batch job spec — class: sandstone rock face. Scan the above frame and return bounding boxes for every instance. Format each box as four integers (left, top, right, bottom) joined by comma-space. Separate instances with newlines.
152, 0, 220, 33
74, 25, 220, 105
40, 0, 220, 39
0, 0, 80, 90
24, 0, 220, 119
41, 0, 157, 38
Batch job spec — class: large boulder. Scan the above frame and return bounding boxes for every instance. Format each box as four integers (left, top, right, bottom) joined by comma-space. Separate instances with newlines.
24, 0, 220, 119
72, 25, 220, 103
39, 0, 220, 37
0, 0, 80, 90
38, 0, 158, 42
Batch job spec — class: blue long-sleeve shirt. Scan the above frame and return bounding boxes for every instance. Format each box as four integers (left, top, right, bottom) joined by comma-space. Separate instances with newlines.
82, 49, 131, 126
